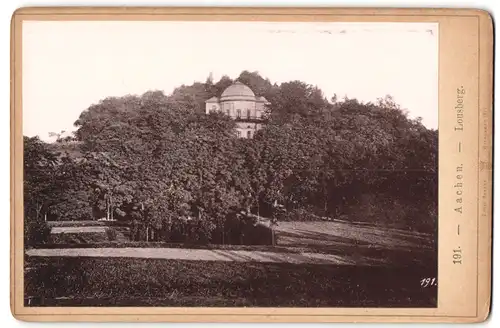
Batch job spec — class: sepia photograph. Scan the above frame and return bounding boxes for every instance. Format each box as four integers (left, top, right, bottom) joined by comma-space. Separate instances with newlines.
22, 20, 439, 308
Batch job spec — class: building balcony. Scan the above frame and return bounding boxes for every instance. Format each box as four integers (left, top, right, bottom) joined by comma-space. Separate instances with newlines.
234, 115, 267, 123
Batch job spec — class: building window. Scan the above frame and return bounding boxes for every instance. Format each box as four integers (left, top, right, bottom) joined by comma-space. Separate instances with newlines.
247, 109, 251, 119
237, 109, 241, 118
211, 105, 216, 112
247, 131, 252, 138
226, 109, 230, 116
236, 130, 241, 138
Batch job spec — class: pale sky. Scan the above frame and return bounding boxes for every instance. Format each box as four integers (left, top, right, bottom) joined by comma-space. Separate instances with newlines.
23, 21, 438, 141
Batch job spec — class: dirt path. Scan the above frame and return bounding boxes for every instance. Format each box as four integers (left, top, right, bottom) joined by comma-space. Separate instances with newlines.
26, 247, 360, 265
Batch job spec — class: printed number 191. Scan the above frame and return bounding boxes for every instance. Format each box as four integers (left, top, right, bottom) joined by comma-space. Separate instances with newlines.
453, 248, 462, 264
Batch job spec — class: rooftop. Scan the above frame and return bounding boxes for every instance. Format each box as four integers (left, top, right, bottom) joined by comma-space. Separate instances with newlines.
220, 81, 256, 101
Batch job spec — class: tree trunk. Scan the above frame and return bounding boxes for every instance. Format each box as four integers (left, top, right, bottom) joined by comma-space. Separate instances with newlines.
146, 226, 149, 242
110, 194, 114, 221
106, 200, 109, 221
35, 202, 43, 221
324, 189, 328, 214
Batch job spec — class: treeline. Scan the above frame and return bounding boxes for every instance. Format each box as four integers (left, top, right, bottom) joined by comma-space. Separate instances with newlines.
24, 71, 437, 246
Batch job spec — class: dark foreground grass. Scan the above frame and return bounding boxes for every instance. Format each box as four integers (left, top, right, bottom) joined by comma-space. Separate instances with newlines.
25, 256, 437, 307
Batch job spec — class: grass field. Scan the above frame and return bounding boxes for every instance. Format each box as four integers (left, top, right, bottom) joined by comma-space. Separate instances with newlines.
274, 221, 436, 267
26, 220, 437, 307
275, 221, 434, 248
25, 256, 437, 307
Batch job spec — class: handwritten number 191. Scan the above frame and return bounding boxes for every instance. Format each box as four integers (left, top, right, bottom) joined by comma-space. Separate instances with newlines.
420, 278, 437, 287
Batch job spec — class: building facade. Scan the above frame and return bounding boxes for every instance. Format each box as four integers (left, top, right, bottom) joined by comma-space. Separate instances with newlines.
205, 81, 269, 138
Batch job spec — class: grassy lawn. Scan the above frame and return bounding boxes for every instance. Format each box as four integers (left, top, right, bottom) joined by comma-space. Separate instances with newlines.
27, 220, 437, 307
276, 221, 435, 249
25, 256, 437, 307
274, 221, 436, 267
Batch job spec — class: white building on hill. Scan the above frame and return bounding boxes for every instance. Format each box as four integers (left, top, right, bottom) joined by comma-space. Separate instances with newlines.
205, 81, 270, 138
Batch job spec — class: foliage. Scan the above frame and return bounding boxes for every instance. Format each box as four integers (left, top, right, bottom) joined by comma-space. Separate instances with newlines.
106, 228, 118, 241
25, 219, 50, 247
24, 71, 438, 244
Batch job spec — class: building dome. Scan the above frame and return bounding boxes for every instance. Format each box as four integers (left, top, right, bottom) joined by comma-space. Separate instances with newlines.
220, 81, 256, 101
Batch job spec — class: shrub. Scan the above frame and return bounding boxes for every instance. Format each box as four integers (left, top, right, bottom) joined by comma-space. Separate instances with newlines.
243, 223, 274, 245
282, 208, 322, 222
24, 219, 51, 247
105, 228, 117, 241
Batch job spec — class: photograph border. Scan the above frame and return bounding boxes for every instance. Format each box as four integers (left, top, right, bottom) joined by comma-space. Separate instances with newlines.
10, 6, 493, 323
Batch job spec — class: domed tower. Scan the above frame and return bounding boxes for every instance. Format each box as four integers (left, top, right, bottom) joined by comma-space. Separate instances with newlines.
205, 81, 269, 138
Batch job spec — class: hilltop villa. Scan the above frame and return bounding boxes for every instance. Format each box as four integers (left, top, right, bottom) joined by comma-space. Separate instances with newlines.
205, 81, 270, 138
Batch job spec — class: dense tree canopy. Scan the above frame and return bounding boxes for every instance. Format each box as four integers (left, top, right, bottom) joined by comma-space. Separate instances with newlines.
24, 71, 438, 244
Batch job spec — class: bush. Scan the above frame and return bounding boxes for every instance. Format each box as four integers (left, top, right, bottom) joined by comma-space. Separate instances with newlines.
243, 223, 274, 245
219, 215, 274, 245
282, 208, 322, 222
49, 232, 110, 244
24, 219, 51, 247
105, 228, 117, 241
